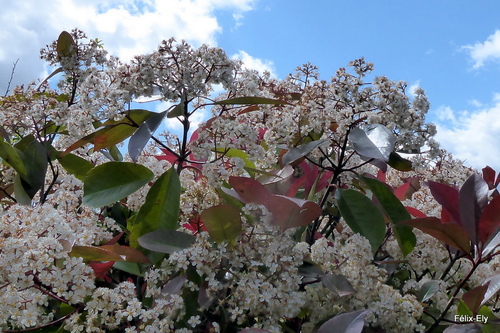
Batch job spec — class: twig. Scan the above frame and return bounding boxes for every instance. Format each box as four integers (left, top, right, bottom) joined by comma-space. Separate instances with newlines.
4, 58, 19, 97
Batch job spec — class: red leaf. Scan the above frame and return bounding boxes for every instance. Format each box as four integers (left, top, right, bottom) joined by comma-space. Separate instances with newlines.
462, 284, 489, 315
479, 195, 500, 245
104, 231, 125, 245
402, 217, 471, 254
156, 148, 179, 164
89, 261, 115, 280
267, 195, 321, 230
483, 166, 497, 189
228, 176, 271, 205
406, 206, 427, 218
376, 170, 386, 183
427, 181, 461, 223
100, 244, 150, 263
394, 182, 411, 201
459, 174, 489, 245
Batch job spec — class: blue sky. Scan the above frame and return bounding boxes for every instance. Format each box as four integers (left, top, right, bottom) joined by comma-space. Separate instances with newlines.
2, 0, 500, 170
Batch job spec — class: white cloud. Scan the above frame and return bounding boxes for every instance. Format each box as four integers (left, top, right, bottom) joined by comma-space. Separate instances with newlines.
409, 81, 421, 97
434, 96, 500, 170
232, 50, 276, 77
0, 0, 255, 94
462, 30, 500, 69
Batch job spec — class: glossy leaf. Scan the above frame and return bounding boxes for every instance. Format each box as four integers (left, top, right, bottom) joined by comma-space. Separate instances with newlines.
213, 96, 290, 105
321, 273, 355, 297
337, 189, 387, 253
402, 217, 471, 254
129, 168, 181, 247
349, 124, 395, 161
70, 245, 125, 262
200, 204, 242, 244
482, 231, 500, 256
481, 274, 500, 307
57, 153, 94, 181
83, 162, 154, 208
417, 280, 440, 302
138, 230, 195, 254
317, 309, 369, 333
362, 176, 416, 257
129, 110, 167, 162
459, 173, 489, 245
479, 195, 500, 246
281, 139, 329, 166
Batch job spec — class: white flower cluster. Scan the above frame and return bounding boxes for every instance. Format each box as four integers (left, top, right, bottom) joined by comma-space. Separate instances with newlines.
307, 229, 426, 332
0, 203, 109, 330
127, 38, 237, 101
146, 220, 308, 332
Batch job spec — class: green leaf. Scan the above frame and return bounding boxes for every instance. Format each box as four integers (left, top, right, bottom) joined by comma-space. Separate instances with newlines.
13, 174, 32, 205
83, 162, 154, 208
362, 176, 416, 257
57, 153, 94, 181
417, 280, 440, 302
108, 145, 123, 162
99, 244, 150, 263
200, 204, 242, 244
0, 140, 27, 180
62, 109, 156, 156
138, 230, 195, 254
56, 31, 75, 57
167, 103, 184, 118
113, 261, 144, 277
17, 139, 48, 199
388, 151, 413, 171
337, 189, 387, 254
70, 245, 125, 262
213, 96, 290, 105
128, 167, 180, 247
321, 273, 355, 297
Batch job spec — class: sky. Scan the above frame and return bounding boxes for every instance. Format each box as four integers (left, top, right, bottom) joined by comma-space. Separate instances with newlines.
1, 0, 500, 171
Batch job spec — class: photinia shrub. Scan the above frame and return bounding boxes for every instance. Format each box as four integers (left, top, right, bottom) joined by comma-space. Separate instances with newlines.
1, 29, 500, 333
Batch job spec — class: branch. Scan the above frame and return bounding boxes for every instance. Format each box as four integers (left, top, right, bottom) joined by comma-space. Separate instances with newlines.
4, 58, 19, 97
